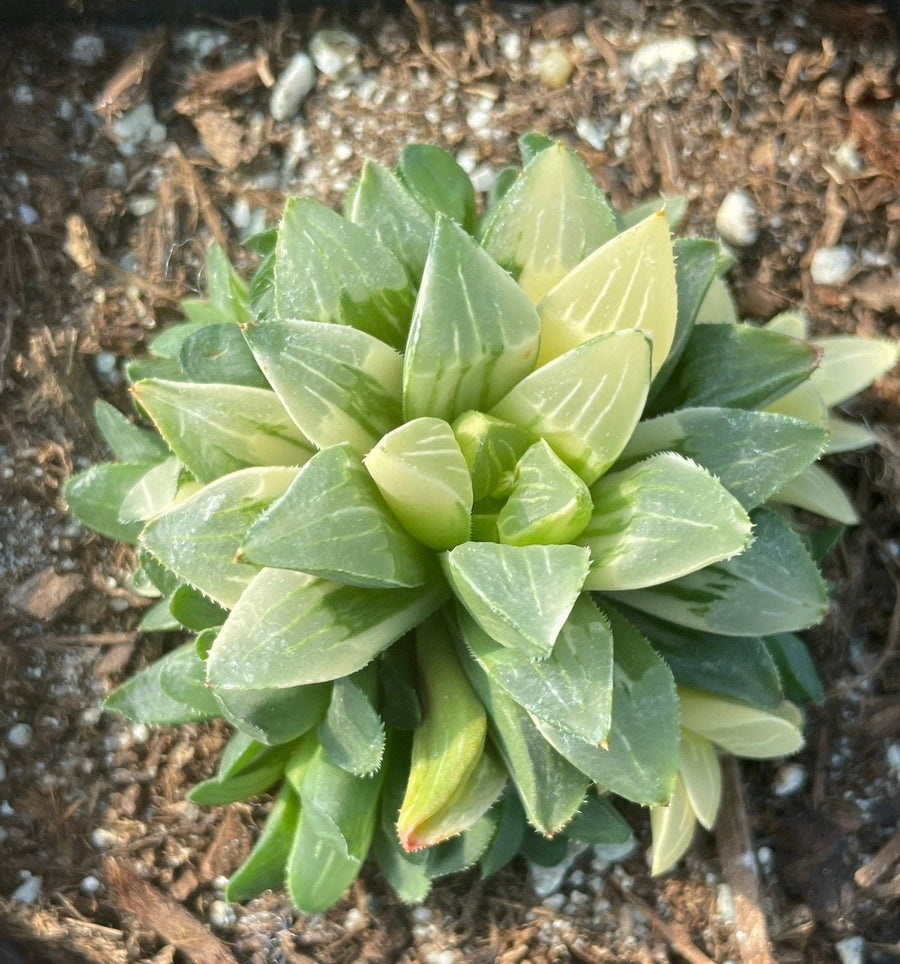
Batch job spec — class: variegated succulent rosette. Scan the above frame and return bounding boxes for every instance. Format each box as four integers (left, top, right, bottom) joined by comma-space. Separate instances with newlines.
66, 134, 898, 910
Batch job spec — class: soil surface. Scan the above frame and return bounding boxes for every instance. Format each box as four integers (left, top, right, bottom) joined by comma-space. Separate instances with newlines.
1, 2, 898, 962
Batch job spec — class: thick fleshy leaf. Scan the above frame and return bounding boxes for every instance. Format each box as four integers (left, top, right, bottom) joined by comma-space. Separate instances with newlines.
119, 458, 184, 524
694, 273, 738, 325
678, 689, 804, 758
452, 410, 536, 502
204, 240, 250, 324
479, 143, 617, 303
536, 211, 677, 374
242, 318, 403, 457
65, 463, 153, 544
825, 414, 877, 454
658, 323, 820, 413
497, 440, 592, 546
425, 807, 502, 879
140, 597, 181, 632
479, 790, 527, 879
208, 568, 449, 690
565, 791, 634, 846
809, 335, 898, 407
126, 355, 184, 384
179, 323, 268, 388
620, 195, 687, 231
397, 616, 487, 852
152, 320, 215, 358
620, 407, 827, 509
457, 635, 589, 836
157, 641, 220, 716
649, 777, 696, 875
764, 633, 824, 704
518, 131, 554, 165
226, 783, 299, 901
347, 159, 434, 280
770, 463, 859, 524
239, 445, 434, 588
168, 585, 228, 631
131, 380, 314, 484
94, 400, 169, 463
189, 742, 295, 805
364, 417, 473, 550
535, 606, 679, 805
105, 644, 217, 725
141, 467, 298, 608
317, 667, 385, 776
581, 454, 752, 591
764, 310, 809, 339
398, 144, 477, 233
213, 682, 331, 746
764, 379, 828, 428
274, 197, 413, 350
442, 542, 590, 659
218, 731, 266, 780
378, 636, 422, 730
613, 604, 783, 708
287, 741, 382, 913
678, 730, 721, 831
403, 215, 541, 422
607, 508, 828, 636
459, 596, 613, 745
491, 330, 652, 485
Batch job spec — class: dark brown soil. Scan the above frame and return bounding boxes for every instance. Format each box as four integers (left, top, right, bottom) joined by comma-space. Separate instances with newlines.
1, 2, 898, 962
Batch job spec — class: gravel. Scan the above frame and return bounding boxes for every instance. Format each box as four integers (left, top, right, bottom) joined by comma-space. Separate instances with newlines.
269, 52, 316, 121
628, 36, 699, 85
715, 189, 760, 247
810, 245, 856, 286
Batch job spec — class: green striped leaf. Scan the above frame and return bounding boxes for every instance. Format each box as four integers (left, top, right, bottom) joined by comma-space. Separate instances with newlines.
580, 454, 752, 591
141, 466, 298, 608
119, 458, 184, 524
274, 197, 414, 350
93, 400, 169, 463
213, 681, 331, 746
316, 666, 385, 777
242, 318, 403, 457
65, 462, 153, 544
403, 215, 541, 422
442, 542, 590, 660
491, 330, 652, 485
131, 380, 314, 484
204, 240, 250, 324
239, 445, 435, 588
207, 568, 449, 690
452, 410, 536, 502
157, 641, 220, 716
179, 323, 267, 388
398, 144, 476, 233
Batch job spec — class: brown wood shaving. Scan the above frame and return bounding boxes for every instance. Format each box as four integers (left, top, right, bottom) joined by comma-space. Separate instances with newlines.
854, 830, 900, 889
93, 28, 168, 118
715, 756, 776, 964
104, 860, 239, 964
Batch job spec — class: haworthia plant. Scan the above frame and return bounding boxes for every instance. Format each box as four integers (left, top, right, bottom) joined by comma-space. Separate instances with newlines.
66, 137, 899, 911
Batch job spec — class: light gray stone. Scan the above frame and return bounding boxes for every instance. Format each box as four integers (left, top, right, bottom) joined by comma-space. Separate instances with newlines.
716, 190, 759, 247
270, 52, 316, 121
629, 37, 699, 85
810, 246, 855, 286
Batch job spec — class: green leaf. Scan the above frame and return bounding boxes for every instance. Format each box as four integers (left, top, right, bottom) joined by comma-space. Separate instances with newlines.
479, 789, 527, 878
105, 644, 218, 725
131, 380, 314, 484
770, 463, 859, 525
226, 783, 299, 901
620, 407, 828, 509
534, 607, 679, 805
239, 445, 434, 588
65, 463, 153, 544
378, 636, 422, 730
452, 410, 536, 502
491, 330, 652, 486
457, 634, 589, 836
764, 633, 824, 704
518, 131, 554, 165
520, 828, 570, 866
242, 318, 403, 457
825, 414, 877, 454
189, 742, 295, 805
442, 542, 590, 660
204, 241, 250, 324
658, 323, 820, 412
274, 197, 414, 350
565, 790, 634, 845
169, 584, 228, 631
581, 453, 752, 591
678, 689, 804, 759
479, 143, 617, 303
126, 356, 184, 384
425, 806, 502, 878
809, 334, 898, 407
141, 466, 298, 608
611, 604, 783, 708
649, 776, 696, 875
119, 458, 185, 524
157, 641, 220, 716
678, 730, 721, 831
208, 568, 449, 690
459, 596, 613, 745
536, 210, 677, 375
497, 440, 592, 546
179, 324, 268, 388
347, 159, 434, 281
213, 682, 331, 746
152, 320, 218, 359
364, 417, 473, 550
398, 144, 477, 233
139, 597, 181, 632
397, 615, 487, 851
248, 245, 276, 322
403, 215, 541, 423
218, 730, 267, 780
287, 741, 383, 913
620, 195, 687, 231
694, 274, 738, 325
608, 507, 829, 636
93, 400, 169, 463
317, 666, 385, 776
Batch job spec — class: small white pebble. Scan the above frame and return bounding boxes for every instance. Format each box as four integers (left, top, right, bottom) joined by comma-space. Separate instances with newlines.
212, 874, 229, 892
18, 204, 39, 226
333, 141, 353, 162
716, 190, 759, 247
127, 196, 158, 217
423, 951, 457, 964
11, 872, 42, 904
106, 161, 127, 189
90, 827, 119, 850
411, 905, 433, 923
0, 801, 15, 817
538, 46, 574, 89
7, 724, 33, 749
716, 883, 736, 924
576, 116, 607, 151
79, 874, 102, 895
13, 85, 34, 106
542, 892, 567, 911
269, 52, 316, 122
0, 827, 8, 845
629, 37, 698, 85
310, 29, 361, 81
757, 845, 774, 871
343, 907, 365, 930
500, 31, 522, 62
470, 163, 497, 193
773, 763, 806, 797
810, 245, 855, 286
70, 34, 106, 67
834, 141, 863, 174
93, 352, 118, 376
208, 899, 237, 928
130, 723, 149, 744
835, 935, 866, 964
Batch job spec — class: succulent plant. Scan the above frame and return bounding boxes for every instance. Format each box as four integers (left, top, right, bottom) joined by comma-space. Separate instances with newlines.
66, 135, 898, 911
